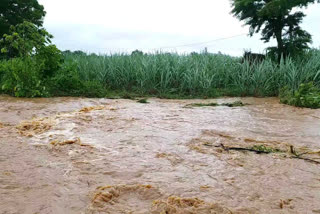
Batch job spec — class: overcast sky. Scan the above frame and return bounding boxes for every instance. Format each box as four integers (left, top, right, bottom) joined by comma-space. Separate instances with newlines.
38, 0, 320, 56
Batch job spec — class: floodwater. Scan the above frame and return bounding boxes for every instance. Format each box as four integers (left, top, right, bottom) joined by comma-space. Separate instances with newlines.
0, 95, 320, 214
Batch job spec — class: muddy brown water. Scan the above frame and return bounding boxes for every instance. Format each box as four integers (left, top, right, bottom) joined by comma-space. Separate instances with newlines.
0, 95, 320, 214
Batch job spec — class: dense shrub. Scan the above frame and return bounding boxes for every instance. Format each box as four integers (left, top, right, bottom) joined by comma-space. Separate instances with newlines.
0, 56, 107, 98
35, 44, 63, 77
48, 62, 107, 97
280, 82, 320, 109
0, 57, 48, 97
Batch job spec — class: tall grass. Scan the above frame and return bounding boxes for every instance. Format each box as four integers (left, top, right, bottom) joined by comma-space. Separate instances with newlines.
63, 49, 320, 98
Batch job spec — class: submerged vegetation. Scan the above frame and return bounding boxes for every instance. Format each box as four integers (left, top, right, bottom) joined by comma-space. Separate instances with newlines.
187, 101, 245, 108
249, 145, 282, 153
137, 98, 149, 104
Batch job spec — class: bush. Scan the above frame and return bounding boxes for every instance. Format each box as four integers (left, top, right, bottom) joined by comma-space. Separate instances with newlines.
280, 82, 320, 109
49, 62, 107, 97
0, 57, 48, 97
36, 44, 63, 77
0, 57, 107, 98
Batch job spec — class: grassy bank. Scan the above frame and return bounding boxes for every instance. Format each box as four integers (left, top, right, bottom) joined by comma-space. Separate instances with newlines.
1, 50, 320, 100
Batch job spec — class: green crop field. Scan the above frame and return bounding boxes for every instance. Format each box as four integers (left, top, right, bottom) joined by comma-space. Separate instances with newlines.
1, 49, 320, 108
61, 49, 320, 98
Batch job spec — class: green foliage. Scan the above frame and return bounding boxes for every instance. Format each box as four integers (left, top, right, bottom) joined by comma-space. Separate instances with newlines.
1, 21, 62, 77
231, 0, 319, 61
1, 21, 53, 58
131, 50, 144, 56
36, 45, 63, 77
72, 50, 87, 56
280, 82, 320, 109
0, 57, 48, 97
0, 3, 102, 99
0, 0, 45, 41
49, 62, 107, 98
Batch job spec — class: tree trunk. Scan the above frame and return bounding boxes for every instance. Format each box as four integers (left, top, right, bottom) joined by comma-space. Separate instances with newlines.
275, 29, 284, 63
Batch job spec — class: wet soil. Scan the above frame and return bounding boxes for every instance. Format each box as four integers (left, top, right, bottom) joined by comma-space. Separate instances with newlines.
0, 95, 320, 214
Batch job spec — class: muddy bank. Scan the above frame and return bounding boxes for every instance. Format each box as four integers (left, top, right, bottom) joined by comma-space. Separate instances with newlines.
0, 96, 320, 214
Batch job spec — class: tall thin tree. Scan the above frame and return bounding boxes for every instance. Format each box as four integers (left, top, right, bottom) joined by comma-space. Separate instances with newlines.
231, 0, 319, 62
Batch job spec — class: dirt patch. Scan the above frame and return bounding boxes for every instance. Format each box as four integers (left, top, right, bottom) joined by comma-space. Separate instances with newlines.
151, 196, 233, 214
16, 117, 55, 137
90, 184, 163, 213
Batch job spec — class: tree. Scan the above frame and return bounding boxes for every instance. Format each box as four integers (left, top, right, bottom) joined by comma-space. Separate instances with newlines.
1, 21, 62, 76
0, 0, 45, 39
131, 49, 144, 56
0, 21, 62, 97
231, 0, 319, 62
1, 21, 53, 57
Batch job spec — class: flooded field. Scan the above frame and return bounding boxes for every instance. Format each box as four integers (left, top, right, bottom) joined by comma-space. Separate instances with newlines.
0, 95, 320, 214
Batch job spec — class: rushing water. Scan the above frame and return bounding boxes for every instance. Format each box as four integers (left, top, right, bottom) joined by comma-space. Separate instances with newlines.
0, 95, 320, 214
